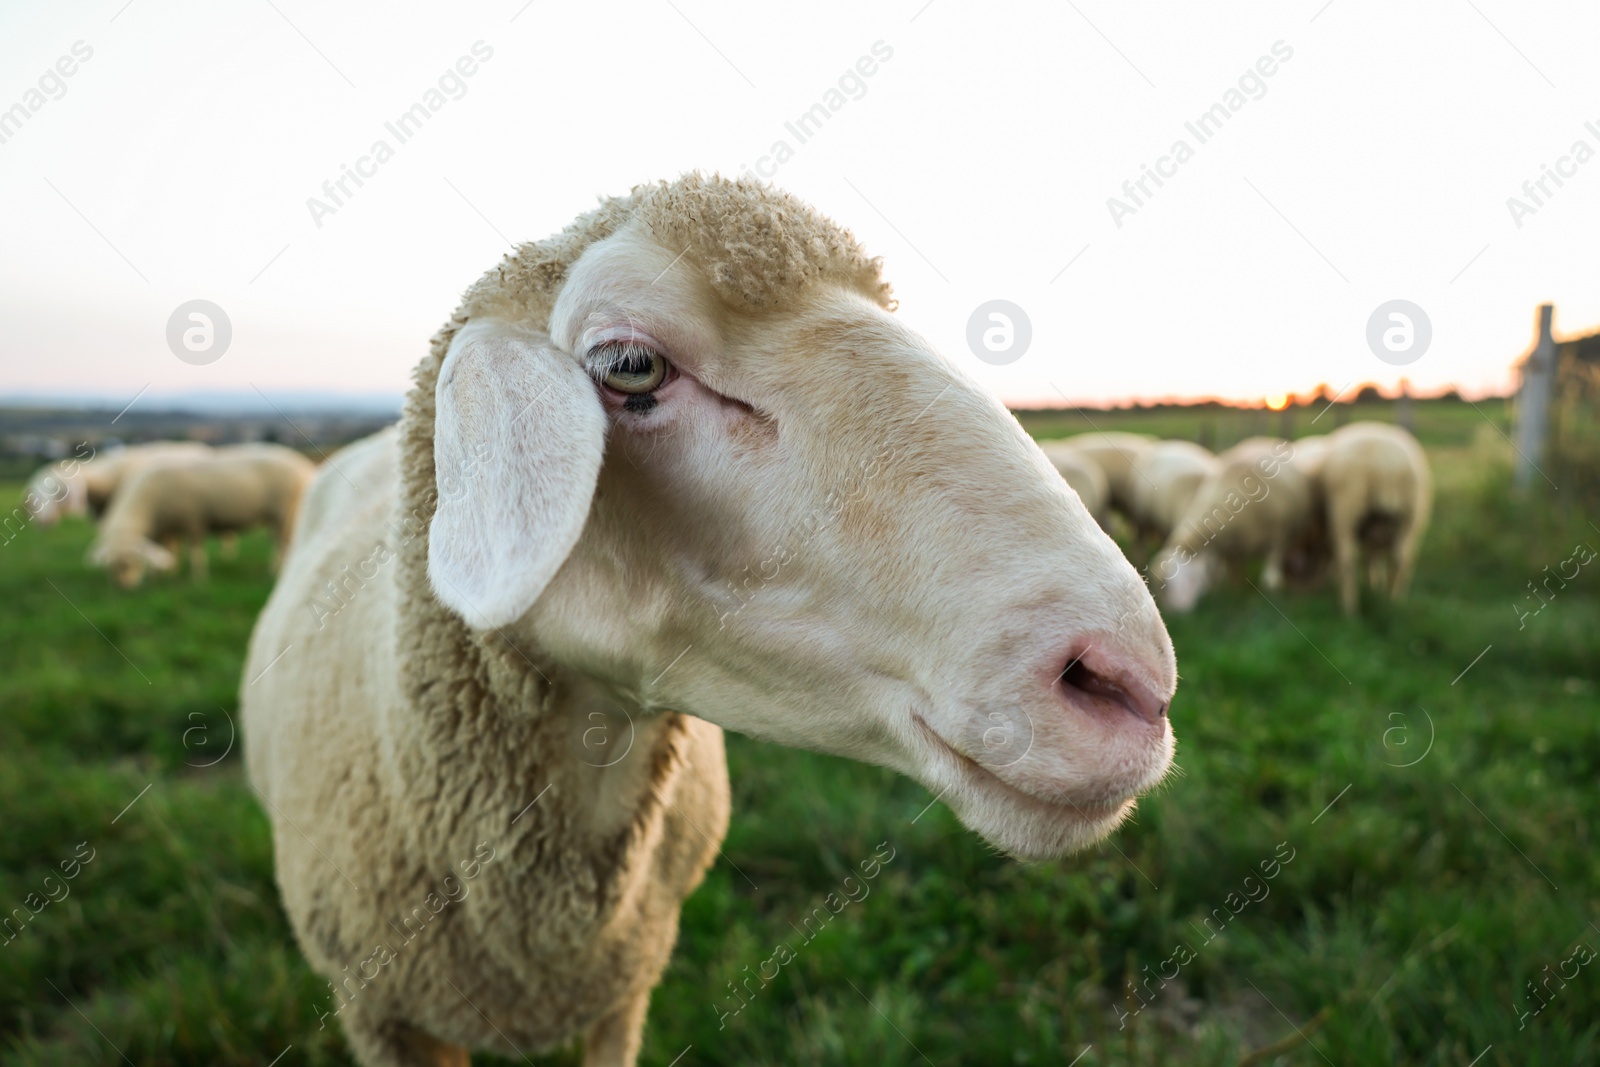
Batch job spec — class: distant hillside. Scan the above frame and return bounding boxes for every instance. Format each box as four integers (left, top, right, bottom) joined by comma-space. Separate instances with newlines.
0, 389, 405, 416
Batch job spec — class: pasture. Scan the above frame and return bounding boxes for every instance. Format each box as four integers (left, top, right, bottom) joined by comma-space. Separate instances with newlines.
1, 399, 1596, 1066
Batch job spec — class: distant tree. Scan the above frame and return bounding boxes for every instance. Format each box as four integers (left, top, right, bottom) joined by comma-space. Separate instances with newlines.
1354, 384, 1384, 403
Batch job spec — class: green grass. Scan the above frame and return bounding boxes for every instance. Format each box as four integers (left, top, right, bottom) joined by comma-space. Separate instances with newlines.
2, 406, 1597, 1066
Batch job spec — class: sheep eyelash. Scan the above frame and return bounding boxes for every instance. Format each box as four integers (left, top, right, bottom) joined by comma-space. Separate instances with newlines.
584, 340, 661, 380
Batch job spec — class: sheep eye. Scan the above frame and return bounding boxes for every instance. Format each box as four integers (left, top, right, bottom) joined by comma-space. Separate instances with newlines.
594, 343, 668, 395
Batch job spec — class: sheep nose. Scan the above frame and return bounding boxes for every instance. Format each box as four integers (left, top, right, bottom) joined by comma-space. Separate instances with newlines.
1059, 651, 1170, 725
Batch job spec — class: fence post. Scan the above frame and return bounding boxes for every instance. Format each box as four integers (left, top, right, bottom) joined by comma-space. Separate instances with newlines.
1397, 378, 1413, 432
1513, 304, 1556, 489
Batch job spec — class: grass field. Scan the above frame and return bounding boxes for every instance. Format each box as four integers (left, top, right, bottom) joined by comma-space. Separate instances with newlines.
2, 400, 1597, 1066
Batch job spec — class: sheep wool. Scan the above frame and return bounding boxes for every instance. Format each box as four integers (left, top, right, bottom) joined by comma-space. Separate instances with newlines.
1314, 421, 1432, 615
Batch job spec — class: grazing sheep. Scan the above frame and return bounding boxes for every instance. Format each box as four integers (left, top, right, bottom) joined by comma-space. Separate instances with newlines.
242, 176, 1179, 1067
1150, 437, 1314, 613
1279, 434, 1331, 589
1125, 440, 1219, 547
88, 443, 315, 587
1040, 442, 1110, 527
1050, 432, 1155, 517
21, 441, 210, 526
1315, 422, 1432, 615
1286, 434, 1329, 480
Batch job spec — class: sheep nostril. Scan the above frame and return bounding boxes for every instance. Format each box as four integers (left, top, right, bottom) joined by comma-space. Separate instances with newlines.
1060, 657, 1167, 725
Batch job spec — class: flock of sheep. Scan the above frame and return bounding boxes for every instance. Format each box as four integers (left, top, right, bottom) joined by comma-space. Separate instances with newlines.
1042, 421, 1433, 616
23, 440, 314, 587
23, 419, 1433, 619
16, 177, 1438, 1067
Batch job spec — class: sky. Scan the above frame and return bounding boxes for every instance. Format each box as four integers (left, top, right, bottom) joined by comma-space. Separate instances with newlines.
2, 0, 1598, 409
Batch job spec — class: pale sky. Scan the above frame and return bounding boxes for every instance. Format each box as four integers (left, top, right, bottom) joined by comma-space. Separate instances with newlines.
3, 0, 1598, 408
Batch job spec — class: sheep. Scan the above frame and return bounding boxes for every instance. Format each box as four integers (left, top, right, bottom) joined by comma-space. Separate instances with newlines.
1312, 422, 1432, 615
1286, 434, 1329, 480
1150, 436, 1314, 613
1049, 432, 1155, 518
1125, 440, 1219, 548
1040, 442, 1110, 527
1278, 434, 1331, 589
21, 441, 210, 526
88, 443, 315, 587
241, 175, 1179, 1067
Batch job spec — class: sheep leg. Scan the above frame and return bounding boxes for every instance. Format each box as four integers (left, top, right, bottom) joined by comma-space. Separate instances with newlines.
219, 531, 239, 560
1366, 554, 1385, 592
1390, 522, 1421, 602
1260, 544, 1285, 591
339, 1014, 470, 1067
188, 539, 209, 582
1331, 524, 1360, 617
582, 989, 652, 1067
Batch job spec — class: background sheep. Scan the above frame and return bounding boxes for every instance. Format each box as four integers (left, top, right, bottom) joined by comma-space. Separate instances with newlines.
1278, 434, 1331, 589
1150, 436, 1315, 613
88, 443, 315, 587
1125, 439, 1219, 553
1315, 421, 1433, 614
21, 440, 210, 526
242, 176, 1177, 1067
1047, 432, 1155, 519
1040, 442, 1110, 527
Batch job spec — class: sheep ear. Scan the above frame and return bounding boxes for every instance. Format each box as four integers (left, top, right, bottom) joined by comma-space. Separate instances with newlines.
428, 320, 606, 630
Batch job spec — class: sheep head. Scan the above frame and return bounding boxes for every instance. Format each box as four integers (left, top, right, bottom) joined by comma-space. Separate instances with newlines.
421, 176, 1177, 861
1150, 547, 1220, 613
88, 536, 176, 588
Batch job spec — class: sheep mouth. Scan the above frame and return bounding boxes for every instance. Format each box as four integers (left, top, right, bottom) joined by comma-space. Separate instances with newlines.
909, 711, 1132, 827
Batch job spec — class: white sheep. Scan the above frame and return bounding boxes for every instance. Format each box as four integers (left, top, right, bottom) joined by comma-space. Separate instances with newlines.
1274, 434, 1329, 588
21, 441, 210, 526
1125, 439, 1219, 548
1286, 434, 1329, 480
1313, 421, 1432, 615
88, 443, 316, 587
1150, 436, 1315, 613
1048, 432, 1156, 519
241, 176, 1179, 1067
1040, 442, 1110, 527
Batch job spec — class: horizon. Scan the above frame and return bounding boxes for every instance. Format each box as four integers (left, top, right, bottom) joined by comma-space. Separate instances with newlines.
0, 379, 1506, 423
